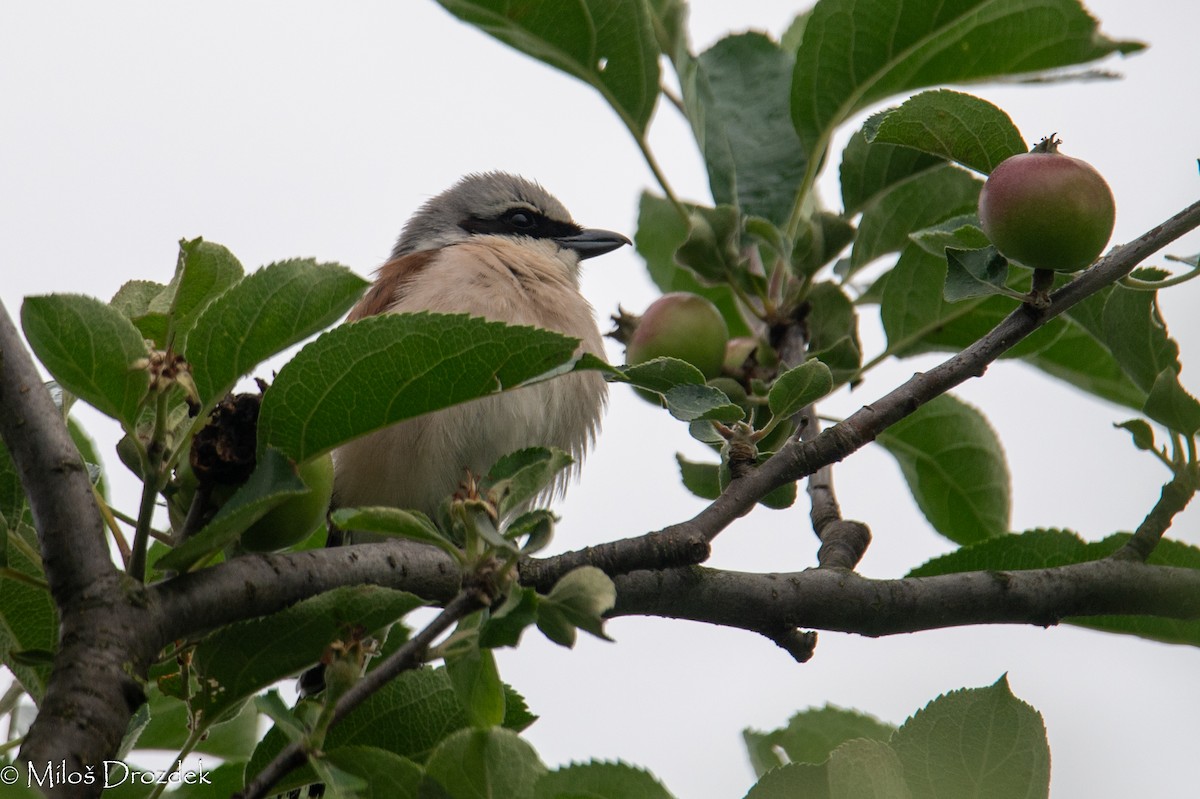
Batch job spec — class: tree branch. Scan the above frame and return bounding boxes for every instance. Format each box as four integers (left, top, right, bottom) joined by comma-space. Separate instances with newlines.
523, 198, 1200, 589
0, 303, 151, 789
1112, 470, 1198, 561
800, 408, 871, 569
150, 540, 463, 644
519, 529, 709, 594
611, 559, 1200, 660
0, 302, 115, 597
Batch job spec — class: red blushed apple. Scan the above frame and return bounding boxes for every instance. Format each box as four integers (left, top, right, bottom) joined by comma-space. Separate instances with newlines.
978, 135, 1115, 273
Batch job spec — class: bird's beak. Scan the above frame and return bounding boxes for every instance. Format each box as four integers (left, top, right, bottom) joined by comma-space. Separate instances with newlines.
554, 228, 632, 260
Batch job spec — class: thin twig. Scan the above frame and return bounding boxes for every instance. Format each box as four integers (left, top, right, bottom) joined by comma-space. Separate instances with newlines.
235, 589, 488, 799
1111, 470, 1198, 561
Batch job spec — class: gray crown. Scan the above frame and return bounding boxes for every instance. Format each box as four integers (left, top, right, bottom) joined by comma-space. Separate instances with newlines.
391, 172, 573, 258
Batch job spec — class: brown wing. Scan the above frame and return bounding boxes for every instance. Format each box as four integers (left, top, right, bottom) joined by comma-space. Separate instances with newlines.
347, 249, 438, 321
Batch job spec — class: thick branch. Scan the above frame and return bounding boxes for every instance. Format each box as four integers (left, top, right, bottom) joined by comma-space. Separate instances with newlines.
520, 529, 709, 594
0, 302, 115, 597
612, 559, 1200, 658
150, 540, 463, 644
0, 303, 145, 790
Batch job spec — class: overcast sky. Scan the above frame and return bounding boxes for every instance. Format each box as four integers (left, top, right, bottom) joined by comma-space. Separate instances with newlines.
2, 2, 1199, 797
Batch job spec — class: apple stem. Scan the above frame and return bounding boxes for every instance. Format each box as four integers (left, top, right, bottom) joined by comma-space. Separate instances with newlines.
1025, 268, 1055, 308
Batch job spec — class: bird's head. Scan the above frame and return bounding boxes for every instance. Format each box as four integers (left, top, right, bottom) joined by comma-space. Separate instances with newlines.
391, 171, 630, 265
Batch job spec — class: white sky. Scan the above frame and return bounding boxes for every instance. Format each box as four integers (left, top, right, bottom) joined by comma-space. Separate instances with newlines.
2, 2, 1199, 797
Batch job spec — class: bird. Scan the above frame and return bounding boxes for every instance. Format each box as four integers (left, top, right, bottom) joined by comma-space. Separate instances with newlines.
330, 172, 629, 520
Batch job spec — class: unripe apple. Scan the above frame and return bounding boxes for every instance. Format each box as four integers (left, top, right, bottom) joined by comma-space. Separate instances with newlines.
240, 453, 335, 552
626, 292, 729, 378
978, 135, 1115, 272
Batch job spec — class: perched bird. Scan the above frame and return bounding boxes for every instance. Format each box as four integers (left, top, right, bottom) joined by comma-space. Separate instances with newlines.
331, 172, 629, 519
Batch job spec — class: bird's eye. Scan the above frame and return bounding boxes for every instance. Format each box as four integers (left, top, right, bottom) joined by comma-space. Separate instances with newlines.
506, 211, 536, 231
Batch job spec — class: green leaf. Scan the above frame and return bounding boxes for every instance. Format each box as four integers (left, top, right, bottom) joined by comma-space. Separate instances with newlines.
501, 683, 539, 733
437, 0, 659, 137
804, 282, 862, 383
676, 454, 721, 501
538, 566, 616, 648
865, 90, 1027, 174
110, 278, 167, 337
1143, 368, 1200, 435
876, 393, 1010, 544
506, 509, 556, 555
484, 447, 575, 518
21, 294, 150, 428
131, 688, 259, 761
850, 164, 982, 275
634, 193, 751, 338
767, 360, 834, 421
331, 506, 459, 558
839, 129, 944, 216
674, 205, 742, 285
881, 243, 1145, 409
827, 738, 910, 799
891, 675, 1049, 799
662, 383, 744, 423
908, 213, 990, 257
791, 212, 857, 278
0, 523, 56, 700
479, 586, 540, 649
446, 645, 507, 729
1114, 419, 1155, 452
743, 705, 896, 777
647, 0, 688, 65
421, 727, 547, 799
163, 238, 245, 347
908, 529, 1200, 647
907, 528, 1088, 576
1100, 275, 1181, 394
183, 259, 367, 407
680, 32, 806, 226
189, 585, 422, 723
757, 475, 798, 510
257, 312, 581, 463
321, 746, 423, 799
153, 447, 307, 573
621, 356, 706, 393
943, 246, 1012, 302
0, 437, 28, 528
791, 0, 1142, 164
535, 760, 676, 799
166, 761, 247, 799
249, 668, 459, 783
745, 762, 830, 799
68, 415, 107, 500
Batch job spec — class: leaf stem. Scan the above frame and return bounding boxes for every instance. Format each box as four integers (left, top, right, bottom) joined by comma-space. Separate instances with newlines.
1119, 262, 1200, 290
146, 725, 206, 799
92, 483, 132, 567
636, 134, 688, 223
0, 567, 49, 591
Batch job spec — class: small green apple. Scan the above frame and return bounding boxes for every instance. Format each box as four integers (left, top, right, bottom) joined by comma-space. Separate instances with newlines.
626, 292, 730, 378
240, 453, 335, 552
